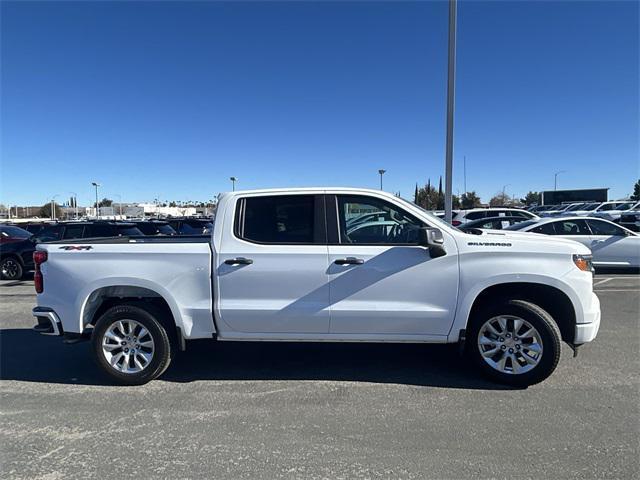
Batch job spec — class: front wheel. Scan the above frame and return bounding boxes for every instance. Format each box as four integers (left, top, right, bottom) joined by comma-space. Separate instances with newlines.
92, 304, 172, 385
468, 299, 562, 387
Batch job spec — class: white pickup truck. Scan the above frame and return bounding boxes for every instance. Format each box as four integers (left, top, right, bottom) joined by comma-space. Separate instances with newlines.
32, 188, 601, 386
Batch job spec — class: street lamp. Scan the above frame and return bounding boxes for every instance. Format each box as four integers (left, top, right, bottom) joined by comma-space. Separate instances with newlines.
443, 0, 457, 224
230, 177, 237, 191
378, 169, 386, 190
554, 170, 566, 191
91, 182, 101, 218
50, 194, 60, 220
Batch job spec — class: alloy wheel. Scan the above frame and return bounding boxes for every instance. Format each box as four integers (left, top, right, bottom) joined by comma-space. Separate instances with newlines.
101, 319, 155, 374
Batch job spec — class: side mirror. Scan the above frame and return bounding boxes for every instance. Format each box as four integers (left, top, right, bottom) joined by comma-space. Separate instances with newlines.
418, 227, 447, 257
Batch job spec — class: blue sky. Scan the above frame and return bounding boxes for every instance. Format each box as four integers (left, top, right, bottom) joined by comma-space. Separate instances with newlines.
1, 0, 638, 206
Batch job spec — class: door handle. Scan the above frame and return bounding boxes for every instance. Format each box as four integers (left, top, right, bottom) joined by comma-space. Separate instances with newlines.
224, 257, 253, 265
334, 257, 364, 265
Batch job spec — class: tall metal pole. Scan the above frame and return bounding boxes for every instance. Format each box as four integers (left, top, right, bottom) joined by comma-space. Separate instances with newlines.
230, 177, 237, 191
444, 0, 457, 224
378, 169, 386, 190
554, 170, 565, 191
463, 155, 467, 194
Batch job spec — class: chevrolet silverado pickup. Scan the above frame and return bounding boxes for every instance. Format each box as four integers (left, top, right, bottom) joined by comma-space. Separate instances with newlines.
32, 188, 601, 386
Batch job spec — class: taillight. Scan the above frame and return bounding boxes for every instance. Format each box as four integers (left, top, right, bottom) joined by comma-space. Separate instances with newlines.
452, 220, 462, 226
33, 250, 47, 293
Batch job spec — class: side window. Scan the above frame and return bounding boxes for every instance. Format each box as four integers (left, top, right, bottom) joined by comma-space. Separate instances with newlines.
62, 225, 85, 239
465, 211, 486, 220
510, 210, 532, 219
554, 219, 591, 235
35, 226, 63, 242
237, 195, 315, 244
587, 220, 626, 236
531, 223, 557, 234
85, 224, 114, 237
337, 195, 423, 244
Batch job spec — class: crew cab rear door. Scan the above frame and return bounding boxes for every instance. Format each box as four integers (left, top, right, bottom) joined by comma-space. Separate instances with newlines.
326, 194, 459, 336
215, 193, 330, 334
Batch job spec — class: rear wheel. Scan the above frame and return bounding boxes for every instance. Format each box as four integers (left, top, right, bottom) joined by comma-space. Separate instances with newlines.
0, 257, 23, 280
468, 299, 562, 387
92, 304, 172, 385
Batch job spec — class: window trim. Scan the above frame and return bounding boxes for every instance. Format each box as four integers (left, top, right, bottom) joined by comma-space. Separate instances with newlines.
328, 194, 426, 246
232, 194, 327, 245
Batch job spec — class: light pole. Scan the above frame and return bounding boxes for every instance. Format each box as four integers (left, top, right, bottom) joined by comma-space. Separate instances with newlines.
91, 182, 101, 218
378, 169, 386, 190
51, 194, 60, 220
502, 184, 511, 205
230, 177, 237, 191
114, 194, 122, 217
444, 0, 457, 224
554, 170, 566, 191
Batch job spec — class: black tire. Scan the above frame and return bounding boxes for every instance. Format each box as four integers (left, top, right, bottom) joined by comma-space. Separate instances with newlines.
468, 299, 562, 387
91, 304, 172, 385
0, 257, 23, 280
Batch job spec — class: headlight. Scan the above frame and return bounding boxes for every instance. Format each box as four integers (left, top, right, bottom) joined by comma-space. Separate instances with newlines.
573, 254, 594, 273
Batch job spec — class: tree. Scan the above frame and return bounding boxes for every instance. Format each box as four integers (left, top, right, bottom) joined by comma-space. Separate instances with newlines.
521, 191, 541, 206
489, 192, 514, 207
461, 191, 481, 209
631, 179, 640, 201
40, 202, 63, 219
98, 198, 113, 207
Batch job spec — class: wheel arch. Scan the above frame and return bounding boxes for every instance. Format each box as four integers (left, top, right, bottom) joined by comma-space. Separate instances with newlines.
464, 282, 577, 344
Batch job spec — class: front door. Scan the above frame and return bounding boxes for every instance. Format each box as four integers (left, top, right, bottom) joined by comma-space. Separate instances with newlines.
326, 194, 458, 336
216, 194, 331, 334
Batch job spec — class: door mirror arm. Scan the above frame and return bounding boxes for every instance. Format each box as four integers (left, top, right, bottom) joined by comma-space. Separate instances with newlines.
418, 227, 447, 258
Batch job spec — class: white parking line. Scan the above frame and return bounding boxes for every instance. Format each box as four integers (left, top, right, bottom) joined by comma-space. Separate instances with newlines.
594, 278, 613, 287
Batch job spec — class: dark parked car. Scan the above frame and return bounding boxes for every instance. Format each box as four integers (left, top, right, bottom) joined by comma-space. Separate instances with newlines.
1, 225, 35, 280
458, 216, 530, 233
33, 222, 144, 243
167, 217, 213, 235
131, 221, 177, 236
619, 204, 640, 232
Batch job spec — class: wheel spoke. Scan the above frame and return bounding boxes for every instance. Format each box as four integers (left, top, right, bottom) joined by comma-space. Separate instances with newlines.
524, 342, 542, 355
110, 352, 124, 367
484, 322, 501, 336
481, 346, 499, 357
479, 336, 496, 346
513, 318, 523, 335
102, 342, 121, 352
519, 328, 535, 339
497, 317, 508, 333
104, 331, 123, 343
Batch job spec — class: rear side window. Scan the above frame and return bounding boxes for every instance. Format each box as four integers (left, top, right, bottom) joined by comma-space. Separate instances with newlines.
36, 226, 63, 242
85, 224, 114, 237
63, 225, 85, 239
116, 226, 143, 236
531, 223, 557, 234
236, 195, 316, 244
551, 219, 591, 235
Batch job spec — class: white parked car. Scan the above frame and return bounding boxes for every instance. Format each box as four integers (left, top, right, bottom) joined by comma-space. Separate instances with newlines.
590, 201, 638, 222
558, 203, 601, 217
451, 208, 538, 226
32, 188, 600, 386
506, 217, 640, 269
539, 203, 583, 217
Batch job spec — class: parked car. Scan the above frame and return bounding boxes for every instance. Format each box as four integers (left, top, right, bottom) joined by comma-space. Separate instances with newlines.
131, 221, 177, 236
539, 203, 583, 217
167, 217, 213, 235
33, 187, 600, 387
458, 216, 530, 232
527, 205, 558, 214
33, 221, 144, 243
0, 225, 35, 280
591, 201, 639, 223
451, 208, 538, 226
506, 217, 640, 269
619, 204, 640, 232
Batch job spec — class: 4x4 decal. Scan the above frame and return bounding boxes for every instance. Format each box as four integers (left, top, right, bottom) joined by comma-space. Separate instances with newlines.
58, 246, 93, 251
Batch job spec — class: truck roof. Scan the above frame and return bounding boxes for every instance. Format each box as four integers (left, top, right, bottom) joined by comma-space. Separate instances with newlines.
219, 187, 400, 199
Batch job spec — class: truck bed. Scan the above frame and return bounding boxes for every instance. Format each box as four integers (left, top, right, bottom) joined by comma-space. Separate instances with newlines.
49, 235, 211, 244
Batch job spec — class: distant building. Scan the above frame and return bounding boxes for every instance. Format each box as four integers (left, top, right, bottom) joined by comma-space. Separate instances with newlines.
541, 188, 608, 205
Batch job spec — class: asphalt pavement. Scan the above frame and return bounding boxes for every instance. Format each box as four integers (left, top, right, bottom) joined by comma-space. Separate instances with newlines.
1, 275, 638, 479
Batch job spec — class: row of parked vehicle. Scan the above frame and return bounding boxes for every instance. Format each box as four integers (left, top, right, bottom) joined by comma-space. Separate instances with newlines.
0, 217, 213, 280
450, 207, 639, 270
527, 200, 640, 226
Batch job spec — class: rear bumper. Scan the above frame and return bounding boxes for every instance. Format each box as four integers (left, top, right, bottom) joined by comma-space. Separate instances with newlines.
574, 292, 600, 345
32, 307, 63, 336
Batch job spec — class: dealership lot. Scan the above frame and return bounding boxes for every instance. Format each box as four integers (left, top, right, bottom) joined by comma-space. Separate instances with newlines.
1, 276, 638, 479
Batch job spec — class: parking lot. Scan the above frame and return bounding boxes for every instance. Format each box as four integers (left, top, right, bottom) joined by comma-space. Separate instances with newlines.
1, 275, 638, 479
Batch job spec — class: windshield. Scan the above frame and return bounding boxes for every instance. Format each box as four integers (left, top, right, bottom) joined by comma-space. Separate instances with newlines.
582, 203, 600, 211
505, 220, 538, 231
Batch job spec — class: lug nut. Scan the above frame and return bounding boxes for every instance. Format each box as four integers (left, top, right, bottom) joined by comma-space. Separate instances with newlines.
506, 333, 511, 338
121, 341, 126, 346
509, 348, 514, 353
501, 345, 506, 350
124, 348, 129, 353
516, 345, 521, 350
514, 337, 519, 341
499, 337, 504, 342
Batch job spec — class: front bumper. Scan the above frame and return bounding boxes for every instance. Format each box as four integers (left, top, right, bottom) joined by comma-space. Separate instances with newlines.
574, 292, 600, 345
32, 307, 63, 336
